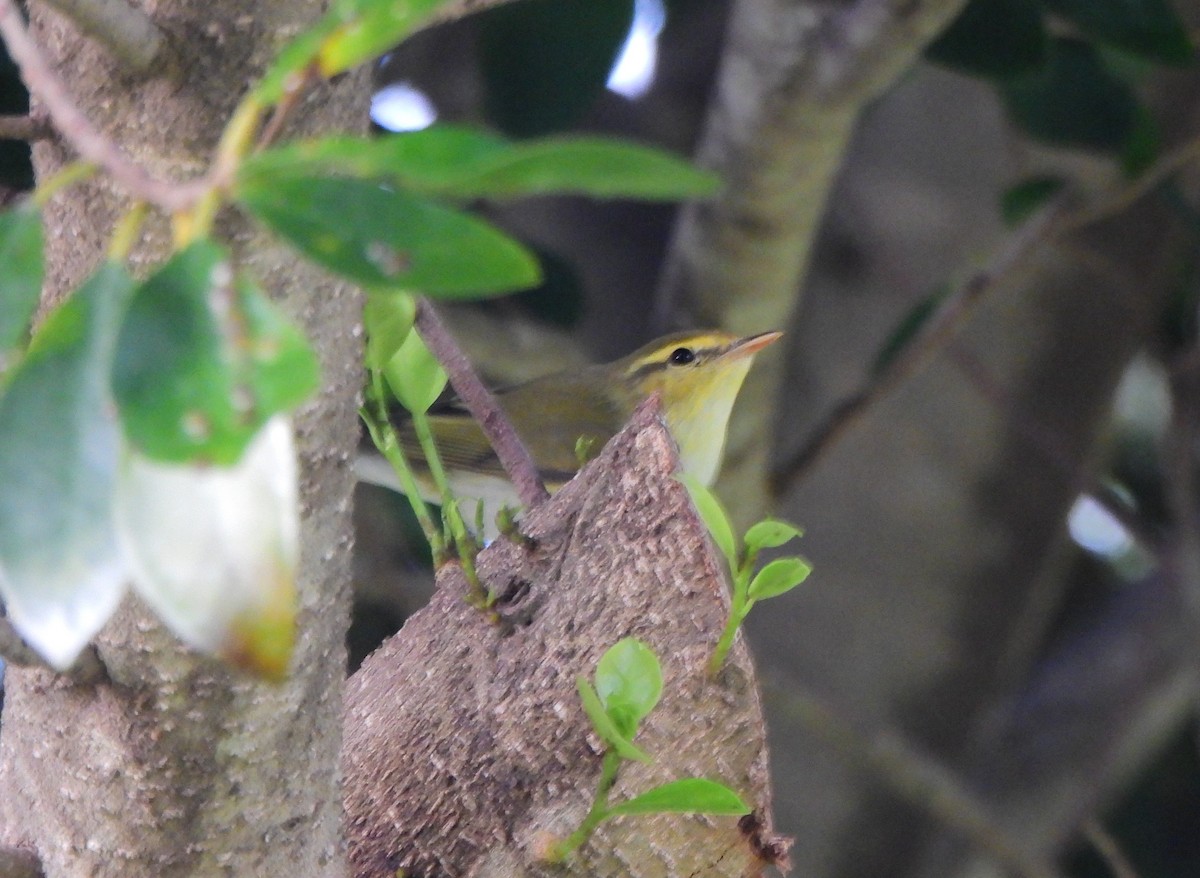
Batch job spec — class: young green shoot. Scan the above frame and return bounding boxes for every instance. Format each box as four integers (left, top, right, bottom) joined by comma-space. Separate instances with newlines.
495, 504, 536, 550
676, 475, 812, 677
544, 638, 750, 862
361, 294, 497, 605
360, 296, 444, 559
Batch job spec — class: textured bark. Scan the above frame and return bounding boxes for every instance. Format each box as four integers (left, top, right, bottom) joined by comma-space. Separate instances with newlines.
0, 0, 365, 874
343, 403, 786, 878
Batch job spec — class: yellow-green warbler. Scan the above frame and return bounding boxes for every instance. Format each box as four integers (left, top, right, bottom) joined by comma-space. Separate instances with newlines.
358, 329, 781, 522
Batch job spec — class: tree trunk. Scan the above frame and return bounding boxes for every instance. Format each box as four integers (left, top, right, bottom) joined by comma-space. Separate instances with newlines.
0, 1, 367, 874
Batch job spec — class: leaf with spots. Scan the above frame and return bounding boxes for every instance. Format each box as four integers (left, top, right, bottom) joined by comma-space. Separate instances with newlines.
235, 174, 541, 297
112, 241, 319, 465
117, 415, 299, 680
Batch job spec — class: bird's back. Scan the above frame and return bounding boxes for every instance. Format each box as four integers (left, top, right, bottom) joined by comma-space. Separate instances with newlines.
399, 367, 635, 492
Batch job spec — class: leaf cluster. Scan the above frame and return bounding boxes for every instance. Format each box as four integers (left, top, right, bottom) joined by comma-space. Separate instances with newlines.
0, 0, 718, 674
677, 475, 812, 676
548, 638, 749, 861
927, 0, 1194, 208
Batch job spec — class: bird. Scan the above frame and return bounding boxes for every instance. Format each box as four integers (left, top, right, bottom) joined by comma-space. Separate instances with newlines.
357, 329, 781, 524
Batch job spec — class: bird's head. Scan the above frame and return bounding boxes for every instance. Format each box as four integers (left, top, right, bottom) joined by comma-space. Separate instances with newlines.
615, 330, 782, 485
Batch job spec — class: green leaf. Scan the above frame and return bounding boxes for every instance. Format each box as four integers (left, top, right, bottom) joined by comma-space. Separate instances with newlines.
607, 778, 751, 818
676, 473, 737, 570
871, 289, 946, 377
747, 556, 812, 601
116, 415, 298, 680
112, 242, 320, 465
925, 0, 1047, 78
576, 675, 652, 763
237, 174, 541, 296
0, 263, 134, 669
236, 274, 321, 419
1000, 175, 1066, 225
255, 18, 338, 105
0, 204, 44, 362
255, 0, 445, 104
1001, 38, 1138, 152
317, 0, 446, 80
363, 292, 416, 371
383, 328, 448, 414
1120, 104, 1161, 177
240, 127, 507, 185
243, 127, 719, 201
1042, 0, 1193, 65
478, 0, 634, 137
432, 137, 718, 201
744, 519, 804, 551
595, 638, 662, 735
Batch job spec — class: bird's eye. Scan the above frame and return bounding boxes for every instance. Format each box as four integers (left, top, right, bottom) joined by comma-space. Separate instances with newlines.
669, 347, 696, 365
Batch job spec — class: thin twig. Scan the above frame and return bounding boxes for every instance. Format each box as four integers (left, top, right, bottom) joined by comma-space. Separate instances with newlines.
413, 299, 549, 509
0, 608, 106, 684
948, 343, 1162, 553
39, 0, 164, 73
1059, 132, 1200, 234
1082, 818, 1140, 878
0, 0, 206, 212
255, 65, 318, 152
772, 127, 1200, 498
0, 112, 52, 141
768, 681, 1064, 878
772, 199, 1066, 494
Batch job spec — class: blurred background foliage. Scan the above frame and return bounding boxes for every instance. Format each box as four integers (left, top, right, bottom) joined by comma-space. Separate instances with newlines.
6, 0, 1200, 875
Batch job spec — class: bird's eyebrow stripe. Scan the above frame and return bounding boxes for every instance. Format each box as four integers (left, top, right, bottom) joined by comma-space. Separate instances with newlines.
626, 345, 724, 382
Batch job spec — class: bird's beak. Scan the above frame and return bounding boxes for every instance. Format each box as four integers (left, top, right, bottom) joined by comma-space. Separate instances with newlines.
725, 330, 783, 360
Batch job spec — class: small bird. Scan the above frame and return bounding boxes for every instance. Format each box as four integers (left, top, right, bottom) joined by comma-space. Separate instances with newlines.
358, 329, 781, 520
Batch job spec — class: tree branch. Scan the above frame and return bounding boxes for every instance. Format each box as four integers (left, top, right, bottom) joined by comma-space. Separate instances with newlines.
413, 298, 549, 509
653, 0, 972, 522
39, 0, 163, 73
0, 0, 204, 211
0, 112, 52, 141
1082, 819, 1141, 878
772, 198, 1066, 495
770, 682, 1064, 878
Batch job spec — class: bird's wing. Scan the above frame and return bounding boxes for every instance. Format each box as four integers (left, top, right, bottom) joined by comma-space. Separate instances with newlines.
397, 373, 627, 485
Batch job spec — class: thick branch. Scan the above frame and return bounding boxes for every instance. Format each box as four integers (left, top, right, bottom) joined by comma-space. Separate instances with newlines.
413, 298, 549, 509
39, 0, 163, 72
